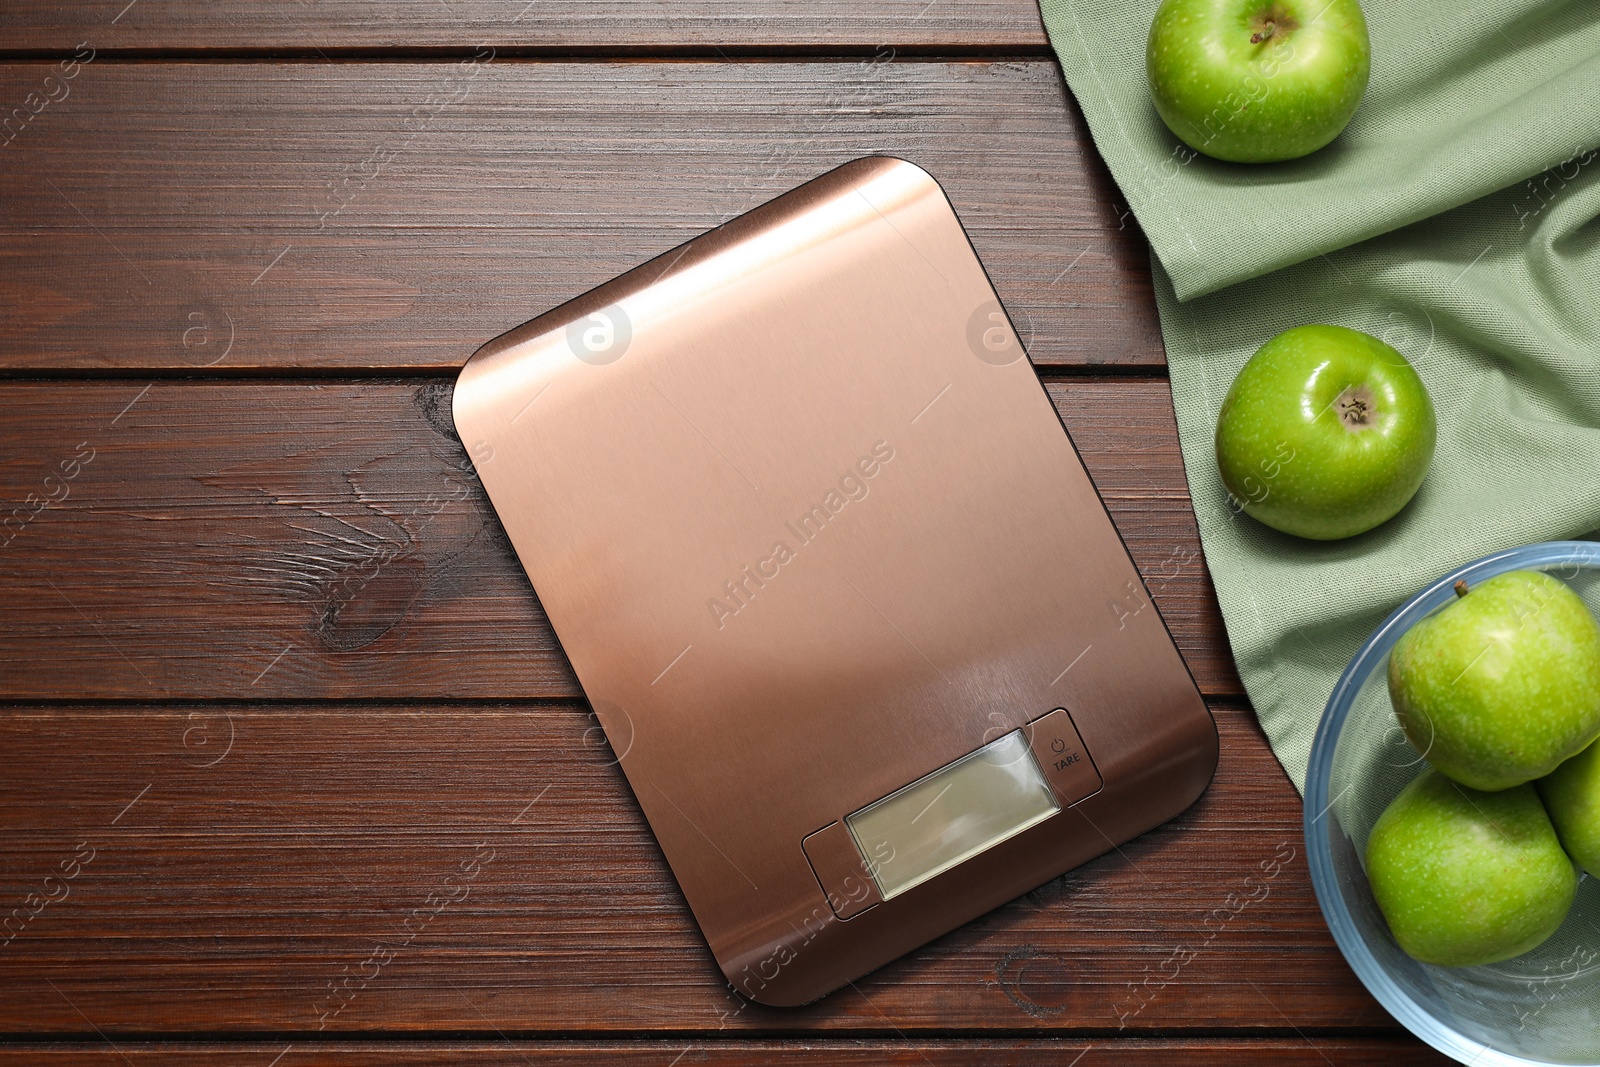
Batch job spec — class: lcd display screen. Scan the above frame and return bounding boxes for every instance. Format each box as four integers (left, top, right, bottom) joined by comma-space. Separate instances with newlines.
845, 730, 1059, 900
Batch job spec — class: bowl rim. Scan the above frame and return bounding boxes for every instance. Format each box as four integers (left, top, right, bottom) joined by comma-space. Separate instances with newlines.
1303, 539, 1600, 1067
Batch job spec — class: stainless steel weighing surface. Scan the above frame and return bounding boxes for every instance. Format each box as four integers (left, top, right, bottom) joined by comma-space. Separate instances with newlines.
453, 156, 1218, 1006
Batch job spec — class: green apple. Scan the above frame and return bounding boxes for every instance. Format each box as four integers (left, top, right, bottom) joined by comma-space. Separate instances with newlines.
1214, 324, 1435, 540
1389, 570, 1600, 792
1366, 769, 1578, 967
1538, 738, 1600, 876
1146, 0, 1371, 163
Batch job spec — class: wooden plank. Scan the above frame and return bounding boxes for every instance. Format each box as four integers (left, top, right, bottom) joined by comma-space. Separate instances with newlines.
1056, 380, 1235, 692
0, 702, 1380, 1033
0, 379, 1237, 701
0, 61, 1158, 372
0, 1, 1049, 54
0, 1039, 1451, 1064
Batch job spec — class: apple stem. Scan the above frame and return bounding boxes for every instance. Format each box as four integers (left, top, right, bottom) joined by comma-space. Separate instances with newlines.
1454, 579, 1470, 599
1250, 21, 1275, 44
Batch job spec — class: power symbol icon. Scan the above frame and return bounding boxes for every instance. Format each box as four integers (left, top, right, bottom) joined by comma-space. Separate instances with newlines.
1050, 737, 1067, 754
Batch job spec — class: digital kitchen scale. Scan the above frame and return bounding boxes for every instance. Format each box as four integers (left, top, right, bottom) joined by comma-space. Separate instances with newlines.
452, 156, 1218, 1006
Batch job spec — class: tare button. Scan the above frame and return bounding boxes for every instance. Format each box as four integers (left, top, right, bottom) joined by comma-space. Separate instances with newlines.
1025, 708, 1102, 808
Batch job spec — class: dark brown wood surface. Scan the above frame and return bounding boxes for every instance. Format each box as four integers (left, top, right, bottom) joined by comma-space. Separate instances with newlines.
0, 62, 1155, 373
0, 701, 1369, 1033
0, 0, 1049, 53
0, 380, 1234, 700
0, 13, 1451, 1066
0, 1040, 1449, 1066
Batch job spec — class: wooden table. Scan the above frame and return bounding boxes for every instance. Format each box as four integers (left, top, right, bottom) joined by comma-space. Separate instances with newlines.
0, 3, 1450, 1062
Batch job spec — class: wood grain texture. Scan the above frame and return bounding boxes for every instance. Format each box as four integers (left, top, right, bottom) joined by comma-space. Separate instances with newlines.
0, 0, 1049, 53
0, 703, 1376, 1033
0, 60, 1158, 373
0, 379, 1237, 701
0, 1039, 1453, 1065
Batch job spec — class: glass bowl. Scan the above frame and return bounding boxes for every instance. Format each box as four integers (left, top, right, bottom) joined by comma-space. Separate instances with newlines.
1305, 540, 1600, 1066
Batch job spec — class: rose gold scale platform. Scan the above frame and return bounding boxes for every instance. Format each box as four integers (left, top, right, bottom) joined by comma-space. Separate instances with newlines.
453, 156, 1218, 1006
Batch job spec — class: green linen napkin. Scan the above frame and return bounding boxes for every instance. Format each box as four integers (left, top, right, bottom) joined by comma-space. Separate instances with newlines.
1038, 0, 1600, 790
